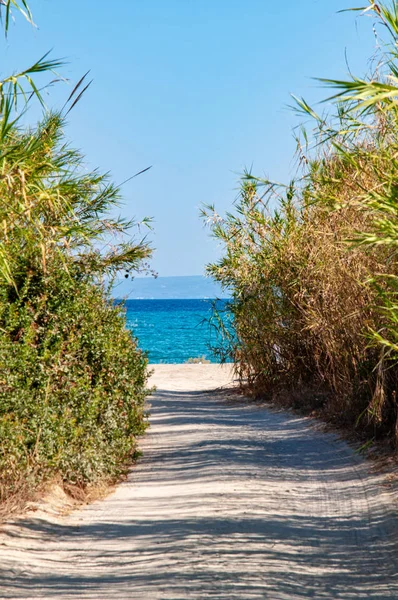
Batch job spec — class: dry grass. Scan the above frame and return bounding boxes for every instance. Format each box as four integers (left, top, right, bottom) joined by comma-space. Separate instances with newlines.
203, 46, 398, 444
0, 467, 135, 524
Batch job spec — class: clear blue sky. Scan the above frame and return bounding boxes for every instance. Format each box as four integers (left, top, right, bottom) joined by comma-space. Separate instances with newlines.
4, 1, 374, 275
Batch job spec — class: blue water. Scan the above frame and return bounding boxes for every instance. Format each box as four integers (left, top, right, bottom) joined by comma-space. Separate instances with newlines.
122, 299, 229, 364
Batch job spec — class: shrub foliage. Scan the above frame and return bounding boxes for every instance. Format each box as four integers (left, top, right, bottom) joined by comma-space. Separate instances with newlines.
0, 112, 151, 502
0, 4, 152, 503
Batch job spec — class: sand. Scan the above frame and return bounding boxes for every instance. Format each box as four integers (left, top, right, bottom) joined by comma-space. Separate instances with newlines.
0, 364, 398, 599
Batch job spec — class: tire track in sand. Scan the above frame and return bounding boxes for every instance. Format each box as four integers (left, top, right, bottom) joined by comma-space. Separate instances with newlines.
0, 364, 397, 599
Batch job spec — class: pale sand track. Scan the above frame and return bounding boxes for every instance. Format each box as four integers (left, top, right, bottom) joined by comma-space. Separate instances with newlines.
1, 364, 398, 599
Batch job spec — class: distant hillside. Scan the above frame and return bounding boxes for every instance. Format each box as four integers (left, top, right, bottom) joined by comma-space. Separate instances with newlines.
112, 275, 229, 299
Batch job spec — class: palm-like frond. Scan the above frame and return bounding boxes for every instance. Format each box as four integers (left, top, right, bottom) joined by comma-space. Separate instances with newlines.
0, 0, 34, 35
0, 113, 152, 290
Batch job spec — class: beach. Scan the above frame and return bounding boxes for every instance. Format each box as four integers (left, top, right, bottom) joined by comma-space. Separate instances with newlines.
0, 364, 397, 599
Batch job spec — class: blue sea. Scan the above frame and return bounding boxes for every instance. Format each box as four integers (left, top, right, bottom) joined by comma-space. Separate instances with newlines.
122, 298, 229, 364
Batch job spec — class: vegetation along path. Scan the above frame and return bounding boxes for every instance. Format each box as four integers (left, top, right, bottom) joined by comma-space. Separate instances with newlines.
1, 364, 398, 599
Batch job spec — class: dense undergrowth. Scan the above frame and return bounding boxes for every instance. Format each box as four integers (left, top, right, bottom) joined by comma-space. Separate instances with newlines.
204, 1, 398, 444
0, 3, 151, 506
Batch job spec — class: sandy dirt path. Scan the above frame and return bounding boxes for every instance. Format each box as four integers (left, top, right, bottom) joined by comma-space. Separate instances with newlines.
1, 364, 398, 599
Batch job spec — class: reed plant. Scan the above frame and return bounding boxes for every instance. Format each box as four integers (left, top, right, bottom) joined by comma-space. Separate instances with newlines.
204, 1, 398, 442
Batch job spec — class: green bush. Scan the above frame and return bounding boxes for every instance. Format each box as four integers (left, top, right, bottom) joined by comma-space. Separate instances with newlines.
0, 112, 151, 502
0, 2, 152, 506
0, 270, 149, 497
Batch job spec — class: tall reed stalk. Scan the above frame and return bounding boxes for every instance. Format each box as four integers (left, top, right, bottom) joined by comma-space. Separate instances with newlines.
203, 1, 398, 442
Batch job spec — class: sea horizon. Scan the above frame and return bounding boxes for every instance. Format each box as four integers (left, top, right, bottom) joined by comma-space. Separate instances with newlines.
113, 274, 230, 300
